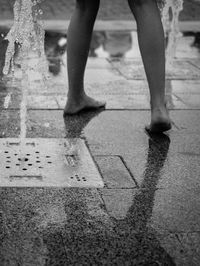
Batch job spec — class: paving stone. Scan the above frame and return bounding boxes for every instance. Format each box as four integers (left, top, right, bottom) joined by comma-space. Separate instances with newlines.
166, 94, 189, 109
188, 59, 200, 70
0, 110, 20, 137
111, 59, 200, 80
87, 58, 112, 69
171, 80, 200, 94
104, 94, 150, 109
157, 233, 193, 266
86, 80, 149, 95
149, 187, 200, 233
144, 153, 200, 190
175, 34, 200, 59
170, 110, 200, 133
85, 68, 125, 84
27, 110, 66, 138
99, 189, 136, 219
0, 91, 21, 109
27, 95, 59, 109
94, 155, 136, 188
174, 94, 200, 109
177, 232, 200, 264
26, 109, 200, 189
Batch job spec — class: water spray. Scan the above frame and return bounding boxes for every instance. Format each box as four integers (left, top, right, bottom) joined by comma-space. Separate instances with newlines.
159, 0, 184, 64
3, 0, 47, 160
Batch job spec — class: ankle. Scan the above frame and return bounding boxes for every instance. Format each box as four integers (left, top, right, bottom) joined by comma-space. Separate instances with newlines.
150, 98, 166, 110
67, 91, 86, 103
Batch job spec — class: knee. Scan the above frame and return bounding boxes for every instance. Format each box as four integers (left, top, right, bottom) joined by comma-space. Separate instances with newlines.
76, 0, 100, 14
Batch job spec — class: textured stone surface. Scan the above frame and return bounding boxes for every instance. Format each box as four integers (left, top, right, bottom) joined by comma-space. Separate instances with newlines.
0, 110, 20, 137
0, 19, 200, 264
111, 59, 200, 80
150, 187, 200, 233
94, 155, 137, 188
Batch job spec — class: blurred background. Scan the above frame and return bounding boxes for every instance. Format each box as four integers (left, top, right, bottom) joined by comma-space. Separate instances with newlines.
1, 0, 200, 77
0, 0, 200, 21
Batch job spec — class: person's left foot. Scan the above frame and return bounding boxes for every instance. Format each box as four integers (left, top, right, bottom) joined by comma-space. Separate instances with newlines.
146, 104, 172, 133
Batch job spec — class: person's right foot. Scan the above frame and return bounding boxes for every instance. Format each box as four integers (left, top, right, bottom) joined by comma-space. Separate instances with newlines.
146, 104, 172, 133
64, 94, 106, 116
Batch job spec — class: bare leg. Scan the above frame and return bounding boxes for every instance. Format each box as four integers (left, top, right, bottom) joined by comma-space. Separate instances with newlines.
64, 0, 106, 115
128, 0, 171, 133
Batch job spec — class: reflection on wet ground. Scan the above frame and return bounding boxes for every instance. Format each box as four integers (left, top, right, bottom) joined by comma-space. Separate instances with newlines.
0, 133, 174, 265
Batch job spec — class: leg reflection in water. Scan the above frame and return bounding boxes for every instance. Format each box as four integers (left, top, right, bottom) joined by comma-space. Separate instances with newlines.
0, 134, 173, 265
64, 109, 104, 138
58, 133, 174, 265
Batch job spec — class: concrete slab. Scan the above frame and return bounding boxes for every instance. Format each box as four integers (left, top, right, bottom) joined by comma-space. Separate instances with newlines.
175, 33, 200, 59
0, 138, 104, 187
171, 80, 200, 94
100, 188, 136, 219
157, 233, 194, 266
0, 186, 177, 265
174, 94, 200, 109
85, 68, 125, 84
27, 95, 59, 109
166, 94, 189, 109
94, 155, 137, 188
149, 186, 200, 233
87, 58, 112, 69
26, 110, 200, 186
0, 91, 21, 109
176, 232, 200, 264
0, 110, 20, 137
188, 59, 200, 70
111, 59, 200, 80
142, 152, 200, 190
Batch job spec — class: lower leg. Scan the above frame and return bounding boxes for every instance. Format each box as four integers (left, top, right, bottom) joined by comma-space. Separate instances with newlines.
65, 0, 105, 114
128, 0, 171, 132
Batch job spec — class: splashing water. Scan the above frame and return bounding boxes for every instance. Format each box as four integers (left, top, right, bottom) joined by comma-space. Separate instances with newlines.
159, 0, 183, 64
3, 0, 47, 159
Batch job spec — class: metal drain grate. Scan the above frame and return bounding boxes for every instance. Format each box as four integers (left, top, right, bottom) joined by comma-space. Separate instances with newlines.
0, 138, 104, 187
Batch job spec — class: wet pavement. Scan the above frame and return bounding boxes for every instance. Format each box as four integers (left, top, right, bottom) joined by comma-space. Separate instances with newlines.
0, 25, 200, 265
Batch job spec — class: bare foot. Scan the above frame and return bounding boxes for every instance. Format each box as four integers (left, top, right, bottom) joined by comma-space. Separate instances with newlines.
146, 105, 172, 133
64, 94, 106, 115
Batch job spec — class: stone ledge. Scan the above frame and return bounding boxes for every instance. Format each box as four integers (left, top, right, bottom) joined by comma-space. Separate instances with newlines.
0, 20, 200, 32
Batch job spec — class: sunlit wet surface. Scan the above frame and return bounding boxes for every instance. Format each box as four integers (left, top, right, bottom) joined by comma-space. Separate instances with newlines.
0, 25, 200, 265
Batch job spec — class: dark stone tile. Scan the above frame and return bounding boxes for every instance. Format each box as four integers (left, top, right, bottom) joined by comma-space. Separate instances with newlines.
0, 92, 21, 109
94, 155, 137, 188
27, 110, 66, 138
0, 110, 20, 137
0, 187, 176, 265
150, 187, 200, 233
110, 59, 200, 80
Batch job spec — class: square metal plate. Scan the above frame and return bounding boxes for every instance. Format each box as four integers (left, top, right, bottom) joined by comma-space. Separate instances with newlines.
0, 138, 104, 187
